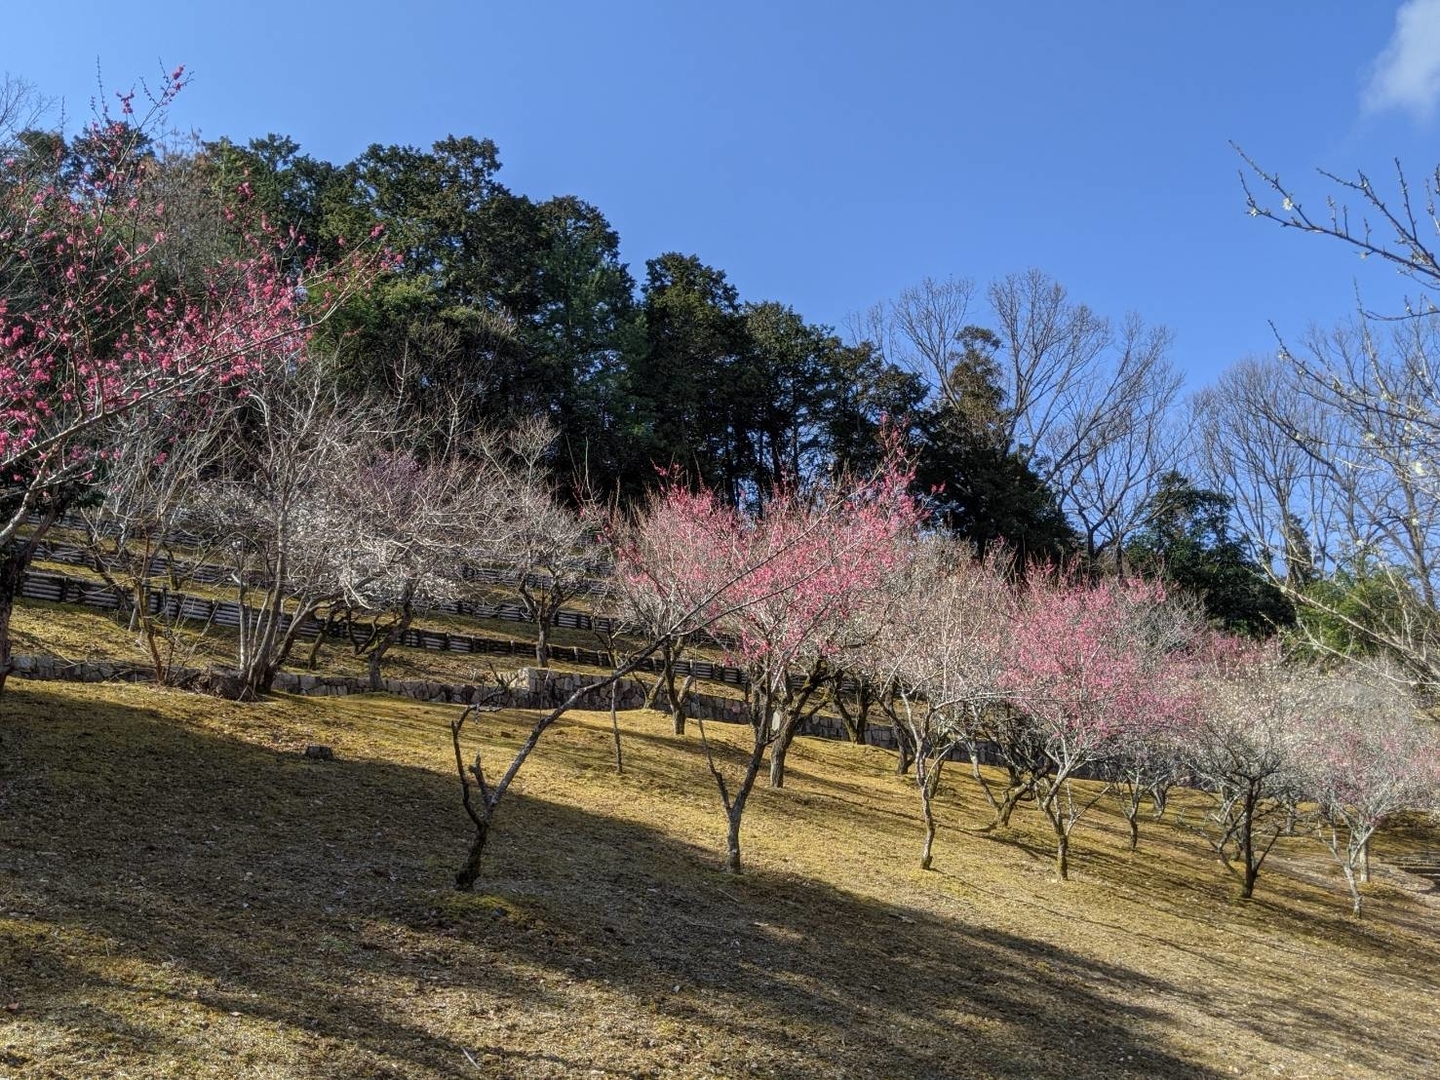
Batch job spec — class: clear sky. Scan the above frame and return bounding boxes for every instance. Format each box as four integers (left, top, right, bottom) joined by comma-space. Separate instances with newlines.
3, 1, 1439, 390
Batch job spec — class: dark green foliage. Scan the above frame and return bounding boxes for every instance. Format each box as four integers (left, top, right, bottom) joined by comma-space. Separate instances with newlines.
628, 254, 750, 500
912, 326, 1074, 561
819, 343, 929, 478
1294, 559, 1440, 669
1127, 472, 1293, 636
155, 128, 1105, 529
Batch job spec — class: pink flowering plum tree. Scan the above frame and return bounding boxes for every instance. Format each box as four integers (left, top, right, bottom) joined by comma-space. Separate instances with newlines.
613, 474, 740, 734
450, 466, 890, 889
617, 454, 919, 872
1001, 570, 1198, 880
0, 69, 383, 692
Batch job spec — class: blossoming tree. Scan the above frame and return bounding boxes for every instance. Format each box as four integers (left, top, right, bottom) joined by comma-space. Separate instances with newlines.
0, 70, 383, 692
1002, 571, 1198, 879
859, 538, 1014, 869
1290, 666, 1440, 915
622, 456, 919, 872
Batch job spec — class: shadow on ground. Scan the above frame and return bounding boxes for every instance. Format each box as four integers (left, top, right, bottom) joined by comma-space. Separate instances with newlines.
0, 686, 1410, 1077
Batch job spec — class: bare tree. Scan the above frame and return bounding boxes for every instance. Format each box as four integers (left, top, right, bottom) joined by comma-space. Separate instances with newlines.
1106, 723, 1185, 853
330, 447, 509, 689
1198, 323, 1440, 695
478, 420, 600, 670
1235, 148, 1440, 308
861, 271, 1180, 567
0, 74, 49, 147
190, 361, 383, 698
1192, 354, 1340, 587
1223, 148, 1440, 693
79, 398, 235, 684
852, 276, 980, 415
990, 271, 1181, 567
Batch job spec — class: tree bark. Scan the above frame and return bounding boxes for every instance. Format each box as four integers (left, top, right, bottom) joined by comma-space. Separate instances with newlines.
918, 769, 937, 871
997, 786, 1024, 827
768, 714, 797, 789
368, 597, 415, 692
1040, 787, 1072, 880
721, 727, 768, 873
660, 641, 686, 735
1238, 785, 1259, 900
0, 567, 18, 697
1342, 861, 1363, 918
894, 728, 915, 776
725, 805, 744, 873
454, 818, 491, 891
0, 538, 40, 696
610, 680, 623, 775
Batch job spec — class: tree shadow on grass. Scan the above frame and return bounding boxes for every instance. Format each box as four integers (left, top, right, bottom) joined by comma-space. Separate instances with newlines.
0, 686, 1417, 1078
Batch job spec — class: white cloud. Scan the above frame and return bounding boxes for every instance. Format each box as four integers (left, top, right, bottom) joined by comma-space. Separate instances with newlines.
1364, 0, 1440, 118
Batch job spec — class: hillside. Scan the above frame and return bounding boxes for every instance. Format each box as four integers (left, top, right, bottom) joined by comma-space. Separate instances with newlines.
2, 679, 1439, 1078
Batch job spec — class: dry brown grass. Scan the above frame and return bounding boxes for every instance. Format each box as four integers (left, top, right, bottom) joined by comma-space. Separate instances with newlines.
2, 677, 1439, 1079
7, 600, 623, 689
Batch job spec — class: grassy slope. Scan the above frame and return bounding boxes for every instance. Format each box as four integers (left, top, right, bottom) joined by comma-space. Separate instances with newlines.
2, 680, 1439, 1079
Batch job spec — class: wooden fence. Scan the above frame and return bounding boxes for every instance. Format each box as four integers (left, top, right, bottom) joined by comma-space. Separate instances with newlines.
17, 568, 750, 687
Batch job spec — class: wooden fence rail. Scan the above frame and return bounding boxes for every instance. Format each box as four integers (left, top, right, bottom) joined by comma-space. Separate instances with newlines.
17, 568, 751, 687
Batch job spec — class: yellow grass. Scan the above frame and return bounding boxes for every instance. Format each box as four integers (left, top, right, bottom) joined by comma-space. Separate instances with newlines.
2, 677, 1439, 1078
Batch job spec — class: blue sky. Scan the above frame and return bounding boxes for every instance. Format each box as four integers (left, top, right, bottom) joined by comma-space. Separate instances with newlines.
3, 1, 1439, 390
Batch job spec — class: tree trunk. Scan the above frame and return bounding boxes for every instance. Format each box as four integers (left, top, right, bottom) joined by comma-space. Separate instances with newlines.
1240, 860, 1258, 900
1359, 836, 1371, 884
998, 786, 1024, 827
661, 643, 685, 735
367, 647, 384, 692
835, 678, 871, 745
368, 602, 415, 692
610, 680, 623, 775
0, 516, 54, 696
721, 728, 768, 873
768, 714, 798, 789
454, 817, 491, 891
919, 774, 937, 871
0, 558, 20, 697
535, 617, 550, 669
306, 606, 340, 670
1040, 788, 1071, 880
1238, 786, 1259, 899
1121, 791, 1141, 851
725, 805, 744, 873
894, 731, 915, 776
1342, 861, 1363, 918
